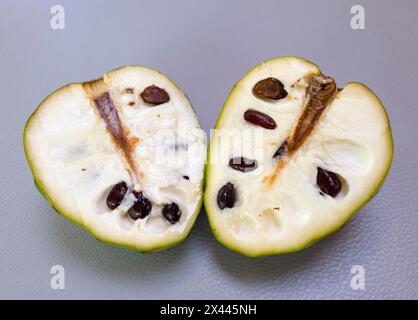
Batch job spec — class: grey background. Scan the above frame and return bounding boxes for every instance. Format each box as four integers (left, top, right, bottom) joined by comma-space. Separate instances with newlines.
0, 0, 417, 299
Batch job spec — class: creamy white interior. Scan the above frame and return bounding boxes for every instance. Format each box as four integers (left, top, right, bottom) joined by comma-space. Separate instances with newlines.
205, 57, 392, 256
25, 66, 206, 251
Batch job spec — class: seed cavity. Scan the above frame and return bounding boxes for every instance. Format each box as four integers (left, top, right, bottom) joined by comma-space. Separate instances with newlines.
169, 143, 188, 152
125, 88, 134, 94
217, 182, 236, 210
128, 191, 152, 220
244, 109, 277, 129
140, 85, 170, 105
229, 157, 257, 172
106, 181, 128, 210
162, 203, 181, 224
316, 167, 342, 198
252, 77, 288, 100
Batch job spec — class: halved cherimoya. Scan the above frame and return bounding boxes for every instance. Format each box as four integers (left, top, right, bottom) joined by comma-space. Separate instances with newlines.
24, 66, 206, 252
205, 57, 393, 257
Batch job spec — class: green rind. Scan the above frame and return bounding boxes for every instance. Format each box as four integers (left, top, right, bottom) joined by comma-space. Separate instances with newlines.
23, 66, 204, 253
204, 57, 394, 258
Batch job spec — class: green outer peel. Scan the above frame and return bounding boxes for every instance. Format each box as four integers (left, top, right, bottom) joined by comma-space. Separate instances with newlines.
204, 57, 394, 258
24, 66, 204, 253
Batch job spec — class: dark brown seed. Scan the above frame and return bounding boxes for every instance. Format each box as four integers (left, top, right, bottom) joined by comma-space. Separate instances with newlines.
128, 101, 135, 106
106, 182, 128, 210
217, 182, 236, 210
162, 203, 181, 224
252, 77, 288, 100
183, 175, 190, 180
316, 167, 342, 198
244, 109, 277, 129
140, 85, 170, 105
128, 191, 152, 220
125, 88, 134, 94
229, 157, 257, 172
273, 141, 288, 158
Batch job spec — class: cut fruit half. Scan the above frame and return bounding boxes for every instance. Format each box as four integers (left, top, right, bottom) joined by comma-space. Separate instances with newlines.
24, 66, 206, 252
204, 57, 393, 257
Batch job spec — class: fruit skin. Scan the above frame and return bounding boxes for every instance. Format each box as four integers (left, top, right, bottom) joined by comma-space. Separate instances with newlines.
23, 66, 204, 253
204, 57, 394, 258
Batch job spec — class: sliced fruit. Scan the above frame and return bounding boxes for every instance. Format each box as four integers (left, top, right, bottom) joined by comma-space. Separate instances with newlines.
205, 56, 393, 257
24, 66, 206, 252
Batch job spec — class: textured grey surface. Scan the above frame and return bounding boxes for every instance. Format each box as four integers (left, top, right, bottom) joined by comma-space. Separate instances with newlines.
0, 0, 417, 299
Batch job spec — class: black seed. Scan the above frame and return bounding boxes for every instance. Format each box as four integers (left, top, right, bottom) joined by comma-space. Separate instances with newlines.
162, 203, 181, 224
229, 157, 257, 172
273, 141, 288, 158
140, 85, 170, 105
128, 191, 152, 220
106, 182, 128, 210
217, 182, 236, 210
183, 175, 190, 180
252, 77, 288, 100
316, 167, 342, 198
244, 109, 277, 129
